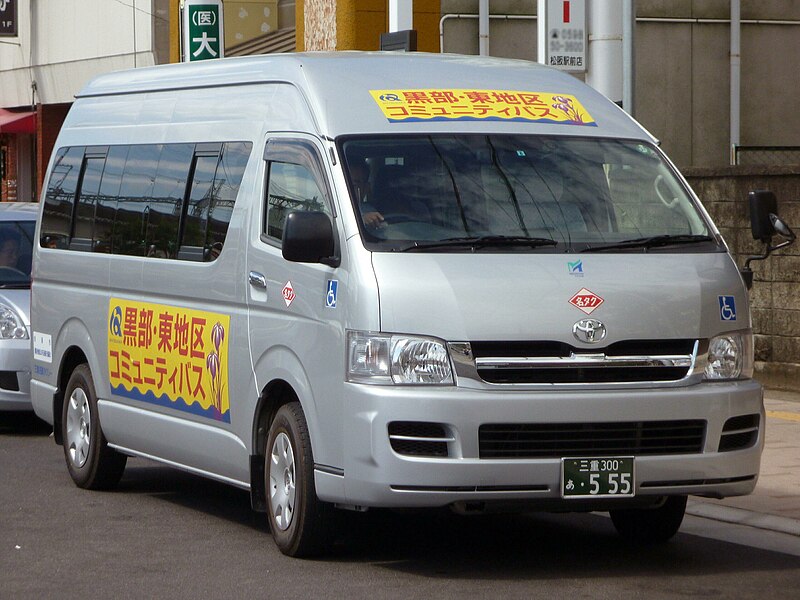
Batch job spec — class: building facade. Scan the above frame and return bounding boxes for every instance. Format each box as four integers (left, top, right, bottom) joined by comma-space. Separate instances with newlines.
0, 0, 171, 202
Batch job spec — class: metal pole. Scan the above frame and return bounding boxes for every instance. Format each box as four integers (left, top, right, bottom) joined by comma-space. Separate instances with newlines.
622, 0, 635, 115
730, 0, 741, 165
587, 0, 623, 104
479, 0, 490, 56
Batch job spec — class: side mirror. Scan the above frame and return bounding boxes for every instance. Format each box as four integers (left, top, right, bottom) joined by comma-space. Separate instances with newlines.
741, 190, 795, 289
282, 211, 340, 268
748, 190, 778, 242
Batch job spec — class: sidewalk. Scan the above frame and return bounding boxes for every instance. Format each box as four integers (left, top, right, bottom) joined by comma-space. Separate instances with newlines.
686, 388, 800, 537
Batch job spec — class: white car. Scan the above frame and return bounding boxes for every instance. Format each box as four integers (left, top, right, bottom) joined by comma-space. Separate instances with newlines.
0, 202, 37, 411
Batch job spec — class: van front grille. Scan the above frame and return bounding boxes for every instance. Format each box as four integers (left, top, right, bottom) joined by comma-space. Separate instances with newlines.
479, 420, 706, 459
463, 339, 697, 385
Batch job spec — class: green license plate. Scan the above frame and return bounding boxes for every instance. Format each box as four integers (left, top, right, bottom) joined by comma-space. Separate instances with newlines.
562, 457, 635, 498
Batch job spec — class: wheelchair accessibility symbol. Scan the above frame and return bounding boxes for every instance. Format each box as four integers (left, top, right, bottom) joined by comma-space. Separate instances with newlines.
718, 295, 736, 321
326, 280, 338, 309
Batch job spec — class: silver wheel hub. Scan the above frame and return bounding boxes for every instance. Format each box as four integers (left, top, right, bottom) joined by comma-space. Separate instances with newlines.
269, 432, 296, 531
66, 387, 91, 468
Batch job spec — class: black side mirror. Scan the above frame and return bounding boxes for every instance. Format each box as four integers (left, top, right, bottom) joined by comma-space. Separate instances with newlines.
741, 190, 795, 289
748, 190, 778, 242
282, 211, 340, 268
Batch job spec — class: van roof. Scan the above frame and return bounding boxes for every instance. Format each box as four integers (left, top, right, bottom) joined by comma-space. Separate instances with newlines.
76, 52, 652, 141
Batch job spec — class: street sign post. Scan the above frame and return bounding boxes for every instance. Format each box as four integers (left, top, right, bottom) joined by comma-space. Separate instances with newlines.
537, 0, 586, 73
0, 0, 18, 37
181, 0, 225, 62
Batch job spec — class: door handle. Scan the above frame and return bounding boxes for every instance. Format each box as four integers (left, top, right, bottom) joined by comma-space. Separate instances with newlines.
248, 271, 267, 289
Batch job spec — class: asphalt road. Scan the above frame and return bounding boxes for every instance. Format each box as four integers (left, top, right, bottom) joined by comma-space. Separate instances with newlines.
2, 412, 799, 599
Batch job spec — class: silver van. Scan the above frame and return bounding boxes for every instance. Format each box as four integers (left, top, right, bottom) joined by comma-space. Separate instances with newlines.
30, 53, 794, 556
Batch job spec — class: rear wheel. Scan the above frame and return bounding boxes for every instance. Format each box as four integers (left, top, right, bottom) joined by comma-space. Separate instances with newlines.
266, 402, 331, 557
62, 364, 127, 490
610, 495, 687, 544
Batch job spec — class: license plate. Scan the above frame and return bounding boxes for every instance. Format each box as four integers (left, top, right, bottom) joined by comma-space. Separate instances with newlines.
561, 457, 635, 498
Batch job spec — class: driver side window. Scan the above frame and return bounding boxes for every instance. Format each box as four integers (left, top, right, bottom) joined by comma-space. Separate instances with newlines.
264, 143, 332, 243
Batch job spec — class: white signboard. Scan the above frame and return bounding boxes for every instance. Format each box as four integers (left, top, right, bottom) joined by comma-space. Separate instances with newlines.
538, 0, 586, 73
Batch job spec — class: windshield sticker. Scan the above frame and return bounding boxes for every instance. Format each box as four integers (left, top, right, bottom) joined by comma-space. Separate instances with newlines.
108, 299, 231, 422
718, 295, 737, 321
569, 288, 604, 315
370, 90, 596, 126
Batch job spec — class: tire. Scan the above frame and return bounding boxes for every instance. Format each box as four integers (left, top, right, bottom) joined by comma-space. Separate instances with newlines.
266, 402, 331, 557
62, 364, 127, 490
610, 495, 687, 544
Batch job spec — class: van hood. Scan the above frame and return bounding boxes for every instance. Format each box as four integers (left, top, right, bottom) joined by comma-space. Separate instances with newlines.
371, 252, 746, 344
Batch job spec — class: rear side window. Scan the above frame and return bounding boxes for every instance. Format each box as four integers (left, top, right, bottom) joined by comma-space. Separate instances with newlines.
40, 142, 252, 261
41, 147, 84, 249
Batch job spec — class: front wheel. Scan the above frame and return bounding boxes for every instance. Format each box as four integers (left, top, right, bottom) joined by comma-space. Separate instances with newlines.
610, 495, 687, 544
62, 364, 127, 490
266, 402, 331, 557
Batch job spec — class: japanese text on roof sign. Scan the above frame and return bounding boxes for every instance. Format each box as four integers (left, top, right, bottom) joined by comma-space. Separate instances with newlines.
108, 298, 231, 422
370, 89, 595, 126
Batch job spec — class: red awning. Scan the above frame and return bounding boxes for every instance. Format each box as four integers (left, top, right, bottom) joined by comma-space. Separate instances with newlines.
0, 108, 36, 134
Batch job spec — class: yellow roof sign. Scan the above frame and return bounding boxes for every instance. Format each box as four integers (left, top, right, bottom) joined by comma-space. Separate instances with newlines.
370, 89, 595, 126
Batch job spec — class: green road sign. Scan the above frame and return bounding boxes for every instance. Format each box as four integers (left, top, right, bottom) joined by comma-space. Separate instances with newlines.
183, 1, 224, 62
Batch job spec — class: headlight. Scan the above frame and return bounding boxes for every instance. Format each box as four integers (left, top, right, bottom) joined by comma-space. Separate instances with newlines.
704, 330, 753, 380
0, 303, 28, 340
347, 331, 454, 385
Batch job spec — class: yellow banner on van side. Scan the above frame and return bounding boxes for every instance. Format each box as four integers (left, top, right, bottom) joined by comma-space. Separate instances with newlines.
370, 90, 596, 126
108, 299, 231, 422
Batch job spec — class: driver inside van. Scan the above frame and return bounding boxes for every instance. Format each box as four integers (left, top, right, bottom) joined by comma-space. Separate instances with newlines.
351, 160, 385, 229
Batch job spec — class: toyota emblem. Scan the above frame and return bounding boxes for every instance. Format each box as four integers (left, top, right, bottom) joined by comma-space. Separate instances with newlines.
572, 319, 607, 344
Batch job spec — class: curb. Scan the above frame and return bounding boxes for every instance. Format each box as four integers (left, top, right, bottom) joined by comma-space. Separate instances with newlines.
687, 500, 800, 537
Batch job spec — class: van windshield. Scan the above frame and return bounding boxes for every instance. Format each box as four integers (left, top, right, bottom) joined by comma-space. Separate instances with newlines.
340, 135, 716, 253
0, 220, 35, 288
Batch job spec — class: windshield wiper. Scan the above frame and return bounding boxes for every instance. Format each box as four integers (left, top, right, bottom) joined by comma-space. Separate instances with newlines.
581, 234, 716, 253
401, 235, 558, 252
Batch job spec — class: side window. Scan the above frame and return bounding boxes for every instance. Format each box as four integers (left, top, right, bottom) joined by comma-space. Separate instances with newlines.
94, 146, 128, 253
207, 142, 250, 257
71, 153, 107, 251
40, 146, 84, 248
146, 143, 193, 258
180, 142, 252, 261
264, 142, 332, 243
38, 141, 251, 261
181, 150, 221, 258
114, 145, 159, 256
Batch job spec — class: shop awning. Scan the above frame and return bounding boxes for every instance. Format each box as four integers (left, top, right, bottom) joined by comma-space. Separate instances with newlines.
0, 108, 36, 134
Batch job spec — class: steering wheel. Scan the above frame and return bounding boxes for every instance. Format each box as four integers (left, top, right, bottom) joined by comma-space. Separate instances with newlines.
654, 174, 679, 209
0, 266, 25, 277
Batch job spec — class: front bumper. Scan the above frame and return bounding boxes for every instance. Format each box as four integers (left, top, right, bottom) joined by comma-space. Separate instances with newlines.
315, 379, 763, 509
0, 339, 32, 410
